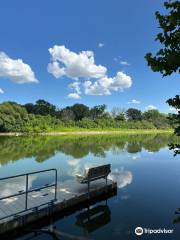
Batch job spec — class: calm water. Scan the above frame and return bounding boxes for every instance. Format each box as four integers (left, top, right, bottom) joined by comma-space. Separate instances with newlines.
0, 134, 180, 240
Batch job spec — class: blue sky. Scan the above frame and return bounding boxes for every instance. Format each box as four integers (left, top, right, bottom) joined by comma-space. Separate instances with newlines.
0, 0, 179, 112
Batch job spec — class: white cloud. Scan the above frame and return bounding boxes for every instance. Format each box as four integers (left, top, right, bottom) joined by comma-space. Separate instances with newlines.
84, 72, 132, 96
120, 61, 130, 66
98, 43, 104, 48
67, 93, 81, 99
68, 81, 81, 99
47, 61, 65, 78
68, 81, 81, 94
0, 88, 4, 94
0, 52, 38, 84
169, 107, 178, 113
48, 45, 107, 79
145, 105, 157, 110
128, 99, 141, 104
48, 45, 132, 97
113, 56, 122, 62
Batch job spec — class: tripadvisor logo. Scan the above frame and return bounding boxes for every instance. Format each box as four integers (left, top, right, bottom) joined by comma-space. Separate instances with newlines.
135, 227, 143, 236
135, 226, 174, 236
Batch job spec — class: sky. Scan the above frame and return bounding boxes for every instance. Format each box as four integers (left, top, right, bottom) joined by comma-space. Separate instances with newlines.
0, 0, 179, 113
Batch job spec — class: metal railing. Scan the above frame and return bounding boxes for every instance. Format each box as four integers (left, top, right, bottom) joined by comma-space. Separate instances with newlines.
0, 169, 57, 221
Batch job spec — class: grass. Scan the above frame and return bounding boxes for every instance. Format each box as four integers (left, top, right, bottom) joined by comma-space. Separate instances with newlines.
0, 128, 173, 136
30, 128, 173, 135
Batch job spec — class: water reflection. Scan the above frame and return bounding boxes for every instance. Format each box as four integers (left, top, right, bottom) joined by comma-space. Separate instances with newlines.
75, 204, 111, 234
0, 176, 37, 205
108, 168, 132, 189
0, 134, 178, 165
15, 192, 115, 240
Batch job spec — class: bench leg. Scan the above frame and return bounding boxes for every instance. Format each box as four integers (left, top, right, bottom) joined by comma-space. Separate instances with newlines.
88, 181, 90, 199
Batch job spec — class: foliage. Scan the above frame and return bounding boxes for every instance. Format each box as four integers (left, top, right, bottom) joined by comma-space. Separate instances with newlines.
167, 95, 180, 135
0, 134, 178, 165
24, 99, 58, 117
145, 0, 180, 154
67, 104, 90, 121
90, 104, 106, 120
145, 0, 180, 76
0, 101, 172, 132
126, 108, 142, 121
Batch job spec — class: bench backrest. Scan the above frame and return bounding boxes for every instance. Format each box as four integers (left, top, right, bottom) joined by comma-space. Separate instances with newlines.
87, 164, 111, 180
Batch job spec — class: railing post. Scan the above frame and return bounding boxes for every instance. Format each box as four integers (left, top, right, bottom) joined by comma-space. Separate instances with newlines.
55, 170, 57, 201
88, 177, 90, 199
25, 174, 29, 210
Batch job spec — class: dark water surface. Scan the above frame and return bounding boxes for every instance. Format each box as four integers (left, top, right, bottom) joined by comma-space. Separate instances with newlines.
0, 134, 180, 240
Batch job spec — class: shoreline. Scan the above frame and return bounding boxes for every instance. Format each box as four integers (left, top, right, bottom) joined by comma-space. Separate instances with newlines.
0, 129, 173, 136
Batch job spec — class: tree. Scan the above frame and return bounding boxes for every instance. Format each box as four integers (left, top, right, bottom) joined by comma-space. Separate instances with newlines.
69, 104, 89, 121
24, 99, 57, 116
167, 95, 180, 135
60, 108, 75, 122
115, 113, 126, 121
145, 0, 180, 154
126, 108, 142, 121
111, 107, 126, 121
143, 109, 161, 121
90, 104, 106, 120
145, 1, 180, 76
143, 109, 169, 128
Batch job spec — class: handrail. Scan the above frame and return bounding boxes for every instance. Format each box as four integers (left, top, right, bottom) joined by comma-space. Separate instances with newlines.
0, 169, 58, 221
0, 168, 57, 181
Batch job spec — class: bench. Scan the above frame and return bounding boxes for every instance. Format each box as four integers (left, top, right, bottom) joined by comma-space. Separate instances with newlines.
76, 164, 111, 196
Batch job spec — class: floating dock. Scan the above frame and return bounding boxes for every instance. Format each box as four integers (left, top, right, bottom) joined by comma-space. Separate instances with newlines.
0, 169, 117, 238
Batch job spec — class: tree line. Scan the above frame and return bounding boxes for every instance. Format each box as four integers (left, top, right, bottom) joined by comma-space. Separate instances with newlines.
0, 99, 175, 132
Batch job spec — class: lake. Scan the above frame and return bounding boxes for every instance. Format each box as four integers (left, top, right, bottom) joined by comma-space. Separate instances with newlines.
0, 133, 180, 240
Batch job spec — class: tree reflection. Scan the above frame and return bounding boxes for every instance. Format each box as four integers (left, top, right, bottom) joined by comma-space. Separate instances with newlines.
0, 134, 178, 165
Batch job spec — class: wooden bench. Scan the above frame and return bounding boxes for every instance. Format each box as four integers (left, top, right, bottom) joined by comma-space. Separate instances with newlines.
76, 164, 111, 196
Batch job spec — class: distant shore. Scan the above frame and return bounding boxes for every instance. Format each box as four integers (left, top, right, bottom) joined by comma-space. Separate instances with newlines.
0, 129, 173, 136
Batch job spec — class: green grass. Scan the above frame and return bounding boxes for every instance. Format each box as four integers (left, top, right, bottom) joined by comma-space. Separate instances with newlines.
44, 127, 173, 134
0, 127, 173, 136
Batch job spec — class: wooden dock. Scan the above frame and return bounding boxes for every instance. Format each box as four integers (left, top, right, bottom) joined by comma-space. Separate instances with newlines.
0, 177, 117, 238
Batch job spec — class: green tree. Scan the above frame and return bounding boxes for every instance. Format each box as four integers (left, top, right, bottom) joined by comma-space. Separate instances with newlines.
69, 104, 89, 121
145, 1, 180, 76
60, 108, 75, 122
143, 110, 169, 128
145, 0, 180, 153
24, 99, 57, 116
167, 95, 180, 135
90, 104, 106, 120
115, 113, 126, 121
126, 108, 142, 121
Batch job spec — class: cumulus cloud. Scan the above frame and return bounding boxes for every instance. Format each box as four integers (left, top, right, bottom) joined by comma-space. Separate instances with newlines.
169, 107, 178, 113
48, 45, 133, 97
68, 81, 81, 99
67, 93, 81, 99
84, 72, 132, 96
128, 99, 141, 104
0, 52, 38, 84
0, 88, 4, 94
120, 61, 130, 66
98, 43, 104, 48
47, 45, 106, 80
145, 105, 157, 110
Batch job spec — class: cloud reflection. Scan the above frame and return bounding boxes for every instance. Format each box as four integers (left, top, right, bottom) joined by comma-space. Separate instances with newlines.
108, 168, 133, 189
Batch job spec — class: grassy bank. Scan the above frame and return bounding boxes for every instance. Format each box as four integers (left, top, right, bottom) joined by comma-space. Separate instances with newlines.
0, 128, 173, 136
